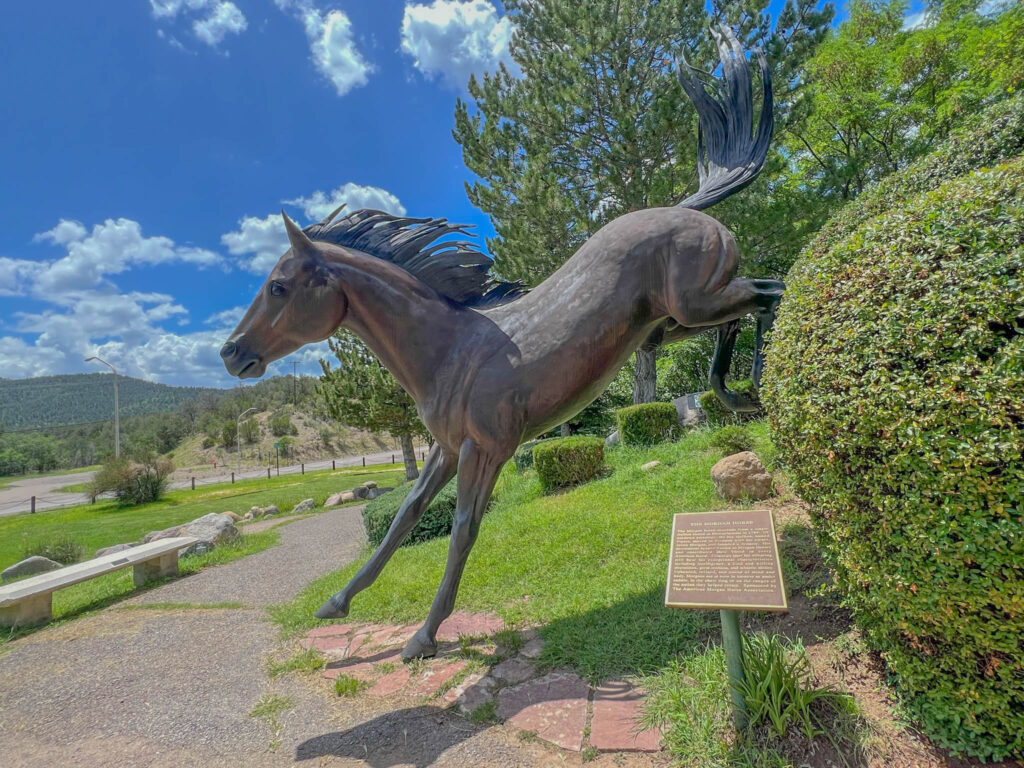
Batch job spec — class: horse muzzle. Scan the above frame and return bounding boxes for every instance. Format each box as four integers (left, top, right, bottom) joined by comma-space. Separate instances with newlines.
220, 340, 265, 379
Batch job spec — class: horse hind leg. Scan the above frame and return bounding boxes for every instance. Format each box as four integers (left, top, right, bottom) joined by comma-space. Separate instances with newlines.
315, 444, 456, 620
402, 439, 504, 660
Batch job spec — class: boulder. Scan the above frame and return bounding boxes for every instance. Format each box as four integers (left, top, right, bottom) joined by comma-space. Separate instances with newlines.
364, 486, 394, 500
94, 543, 134, 558
710, 451, 773, 501
243, 511, 254, 521
261, 504, 282, 518
673, 392, 706, 428
641, 460, 662, 472
325, 490, 358, 507
145, 513, 239, 556
222, 511, 242, 522
362, 481, 378, 489
351, 486, 369, 500
605, 430, 621, 447
248, 505, 264, 518
2, 555, 62, 582
292, 498, 315, 513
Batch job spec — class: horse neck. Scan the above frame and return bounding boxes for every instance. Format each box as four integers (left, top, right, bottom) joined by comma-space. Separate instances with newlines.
327, 253, 461, 403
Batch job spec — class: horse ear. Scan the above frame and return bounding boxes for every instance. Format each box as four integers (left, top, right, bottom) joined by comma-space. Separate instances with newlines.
281, 210, 315, 254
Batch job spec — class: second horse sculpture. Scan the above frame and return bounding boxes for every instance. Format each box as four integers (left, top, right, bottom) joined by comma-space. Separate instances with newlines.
222, 26, 782, 659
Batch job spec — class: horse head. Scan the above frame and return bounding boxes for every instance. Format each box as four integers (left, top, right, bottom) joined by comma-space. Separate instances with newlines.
221, 211, 347, 379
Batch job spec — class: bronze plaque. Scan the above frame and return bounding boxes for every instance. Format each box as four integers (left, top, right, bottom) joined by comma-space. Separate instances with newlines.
665, 509, 787, 612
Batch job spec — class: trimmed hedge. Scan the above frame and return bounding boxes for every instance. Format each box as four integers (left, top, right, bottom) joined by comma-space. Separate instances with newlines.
699, 379, 759, 426
709, 425, 754, 455
533, 437, 605, 491
615, 402, 678, 446
513, 438, 555, 472
763, 153, 1024, 760
362, 479, 460, 548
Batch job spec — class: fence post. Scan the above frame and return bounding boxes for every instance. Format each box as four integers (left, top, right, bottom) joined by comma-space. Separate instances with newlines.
231, 472, 235, 484
391, 454, 395, 464
301, 463, 305, 475
267, 467, 271, 479
191, 476, 195, 491
362, 456, 365, 467
332, 459, 336, 470
31, 495, 36, 514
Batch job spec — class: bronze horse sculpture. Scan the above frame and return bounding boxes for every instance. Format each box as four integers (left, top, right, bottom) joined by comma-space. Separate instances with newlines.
222, 27, 782, 659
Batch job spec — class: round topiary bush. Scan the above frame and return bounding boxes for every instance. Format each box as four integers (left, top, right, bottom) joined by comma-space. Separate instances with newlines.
532, 436, 605, 492
763, 155, 1024, 760
709, 425, 754, 456
362, 479, 460, 548
513, 438, 555, 472
615, 402, 678, 446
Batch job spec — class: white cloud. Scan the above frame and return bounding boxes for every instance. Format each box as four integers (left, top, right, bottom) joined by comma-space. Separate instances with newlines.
275, 1, 372, 96
285, 183, 406, 221
148, 0, 246, 48
0, 258, 39, 297
223, 183, 406, 274
221, 213, 290, 275
400, 0, 516, 89
193, 1, 247, 46
32, 218, 221, 297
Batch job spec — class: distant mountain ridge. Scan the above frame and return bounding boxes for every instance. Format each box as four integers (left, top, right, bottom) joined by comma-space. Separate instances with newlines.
0, 373, 221, 430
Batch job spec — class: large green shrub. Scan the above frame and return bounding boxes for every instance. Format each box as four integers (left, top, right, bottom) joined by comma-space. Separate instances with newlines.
362, 479, 462, 548
615, 402, 678, 446
533, 436, 605, 491
513, 438, 555, 472
763, 155, 1024, 759
90, 455, 173, 506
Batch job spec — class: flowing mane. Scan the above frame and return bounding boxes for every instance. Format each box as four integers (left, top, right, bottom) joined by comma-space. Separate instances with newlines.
303, 208, 526, 308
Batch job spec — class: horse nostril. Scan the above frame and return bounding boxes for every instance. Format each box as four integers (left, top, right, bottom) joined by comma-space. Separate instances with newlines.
220, 342, 237, 359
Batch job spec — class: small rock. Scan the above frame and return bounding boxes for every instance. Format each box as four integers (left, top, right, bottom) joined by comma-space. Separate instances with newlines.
94, 543, 134, 558
324, 492, 344, 507
491, 657, 537, 685
362, 481, 378, 489
248, 505, 264, 518
710, 451, 773, 501
221, 511, 242, 522
2, 555, 62, 581
641, 460, 662, 472
243, 512, 253, 521
605, 430, 620, 447
262, 504, 282, 517
292, 498, 315, 513
520, 637, 544, 660
351, 486, 369, 500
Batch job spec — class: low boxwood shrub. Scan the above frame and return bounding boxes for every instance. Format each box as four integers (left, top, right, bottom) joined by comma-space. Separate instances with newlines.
362, 479, 497, 548
513, 438, 555, 472
532, 436, 604, 491
709, 425, 754, 455
698, 379, 758, 426
763, 153, 1024, 760
615, 402, 678, 446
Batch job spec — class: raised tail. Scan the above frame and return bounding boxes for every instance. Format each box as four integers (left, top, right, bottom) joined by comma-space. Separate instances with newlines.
676, 25, 773, 211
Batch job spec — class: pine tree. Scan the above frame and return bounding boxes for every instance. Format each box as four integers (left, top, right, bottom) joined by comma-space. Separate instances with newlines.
454, 0, 833, 402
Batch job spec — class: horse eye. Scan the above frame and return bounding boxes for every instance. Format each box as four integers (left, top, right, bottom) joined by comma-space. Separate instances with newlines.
270, 281, 285, 297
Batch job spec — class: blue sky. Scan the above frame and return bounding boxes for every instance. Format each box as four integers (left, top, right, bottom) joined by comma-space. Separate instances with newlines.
0, 0, 908, 388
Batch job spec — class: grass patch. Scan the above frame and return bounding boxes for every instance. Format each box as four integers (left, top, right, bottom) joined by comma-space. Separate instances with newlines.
270, 427, 779, 681
56, 481, 92, 493
469, 700, 498, 724
250, 692, 295, 719
267, 648, 326, 677
0, 466, 405, 571
334, 674, 369, 697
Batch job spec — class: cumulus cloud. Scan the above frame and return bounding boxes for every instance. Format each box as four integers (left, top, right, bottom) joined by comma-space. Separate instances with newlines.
149, 0, 247, 48
223, 183, 406, 274
32, 218, 221, 297
0, 258, 38, 297
400, 0, 517, 88
275, 1, 373, 96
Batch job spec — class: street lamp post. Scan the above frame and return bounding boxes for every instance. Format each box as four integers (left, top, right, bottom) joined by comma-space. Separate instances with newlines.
237, 407, 257, 472
85, 356, 119, 458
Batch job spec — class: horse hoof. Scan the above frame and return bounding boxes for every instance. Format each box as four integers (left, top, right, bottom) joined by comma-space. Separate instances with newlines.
314, 594, 349, 620
401, 630, 437, 660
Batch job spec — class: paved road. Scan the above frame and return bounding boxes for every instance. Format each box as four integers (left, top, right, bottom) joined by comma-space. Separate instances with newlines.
0, 446, 425, 518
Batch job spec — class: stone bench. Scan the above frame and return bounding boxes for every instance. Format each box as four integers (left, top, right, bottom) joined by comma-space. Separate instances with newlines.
0, 536, 198, 629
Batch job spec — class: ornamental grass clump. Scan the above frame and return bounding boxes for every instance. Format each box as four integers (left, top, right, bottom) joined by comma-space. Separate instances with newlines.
763, 150, 1024, 759
532, 436, 604, 492
615, 402, 678, 446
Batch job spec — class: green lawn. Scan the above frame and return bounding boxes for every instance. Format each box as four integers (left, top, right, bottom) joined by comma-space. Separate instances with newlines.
271, 426, 776, 681
1, 463, 408, 570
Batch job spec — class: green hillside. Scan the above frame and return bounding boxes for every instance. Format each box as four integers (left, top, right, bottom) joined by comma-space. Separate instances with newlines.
0, 373, 220, 430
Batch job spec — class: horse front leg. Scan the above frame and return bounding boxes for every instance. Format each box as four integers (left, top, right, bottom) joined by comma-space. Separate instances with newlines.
402, 439, 504, 660
315, 444, 457, 620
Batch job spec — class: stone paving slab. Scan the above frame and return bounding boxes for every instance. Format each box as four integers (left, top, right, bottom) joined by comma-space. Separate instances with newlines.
495, 671, 590, 752
590, 679, 662, 752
